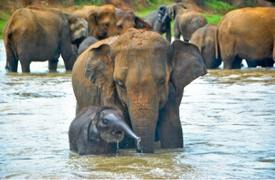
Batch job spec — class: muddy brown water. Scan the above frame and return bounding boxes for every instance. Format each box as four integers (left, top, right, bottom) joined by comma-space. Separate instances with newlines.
0, 40, 274, 179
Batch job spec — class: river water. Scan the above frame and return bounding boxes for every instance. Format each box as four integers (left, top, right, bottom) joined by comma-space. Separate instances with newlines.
0, 40, 274, 179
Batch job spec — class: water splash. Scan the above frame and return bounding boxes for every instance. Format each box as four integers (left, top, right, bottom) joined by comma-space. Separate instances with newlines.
116, 140, 120, 153
136, 137, 142, 153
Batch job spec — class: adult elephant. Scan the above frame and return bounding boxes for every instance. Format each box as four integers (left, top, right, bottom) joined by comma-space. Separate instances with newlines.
115, 9, 152, 34
72, 5, 150, 39
72, 29, 207, 153
145, 5, 172, 42
190, 25, 221, 69
218, 7, 275, 69
72, 5, 117, 39
4, 7, 88, 73
174, 9, 207, 42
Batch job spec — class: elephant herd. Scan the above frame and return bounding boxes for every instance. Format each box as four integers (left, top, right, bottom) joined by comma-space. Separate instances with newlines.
3, 3, 274, 154
191, 7, 275, 69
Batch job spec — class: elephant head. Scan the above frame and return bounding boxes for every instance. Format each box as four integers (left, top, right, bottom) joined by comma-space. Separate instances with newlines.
115, 9, 152, 33
84, 29, 206, 153
68, 15, 88, 47
87, 107, 140, 145
168, 2, 187, 19
87, 5, 118, 39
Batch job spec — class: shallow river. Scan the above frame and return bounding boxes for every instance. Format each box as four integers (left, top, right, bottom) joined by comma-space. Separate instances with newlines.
0, 40, 274, 179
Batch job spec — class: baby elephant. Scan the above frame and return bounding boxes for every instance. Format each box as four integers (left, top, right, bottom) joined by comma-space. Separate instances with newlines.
69, 106, 141, 155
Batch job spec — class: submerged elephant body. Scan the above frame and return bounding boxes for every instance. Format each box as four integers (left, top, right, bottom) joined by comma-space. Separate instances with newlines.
4, 7, 88, 73
218, 7, 275, 69
72, 29, 207, 153
174, 9, 207, 42
190, 25, 221, 69
69, 106, 140, 155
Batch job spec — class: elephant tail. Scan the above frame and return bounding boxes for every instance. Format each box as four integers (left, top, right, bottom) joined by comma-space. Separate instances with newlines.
4, 28, 18, 71
215, 27, 220, 59
215, 25, 220, 61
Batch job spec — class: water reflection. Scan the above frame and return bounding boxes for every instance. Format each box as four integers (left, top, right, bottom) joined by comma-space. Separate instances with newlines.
0, 40, 274, 179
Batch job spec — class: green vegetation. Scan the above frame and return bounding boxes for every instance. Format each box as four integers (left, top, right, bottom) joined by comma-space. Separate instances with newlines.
0, 12, 9, 38
74, 0, 102, 6
203, 13, 223, 25
205, 0, 234, 13
136, 0, 173, 18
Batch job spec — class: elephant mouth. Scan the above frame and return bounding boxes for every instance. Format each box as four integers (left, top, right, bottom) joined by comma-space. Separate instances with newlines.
100, 130, 125, 143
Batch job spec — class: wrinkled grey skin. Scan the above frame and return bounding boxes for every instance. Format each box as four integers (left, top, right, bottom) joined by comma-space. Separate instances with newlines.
174, 9, 207, 42
4, 7, 88, 73
78, 36, 98, 55
190, 25, 221, 69
145, 5, 172, 42
69, 106, 140, 155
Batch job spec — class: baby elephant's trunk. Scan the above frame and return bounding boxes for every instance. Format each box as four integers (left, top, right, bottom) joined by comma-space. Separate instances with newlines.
109, 115, 141, 151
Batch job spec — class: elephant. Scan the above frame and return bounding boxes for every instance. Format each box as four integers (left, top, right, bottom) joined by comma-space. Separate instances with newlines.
78, 36, 98, 55
72, 5, 118, 39
69, 106, 141, 155
72, 29, 207, 153
115, 9, 152, 34
217, 7, 275, 69
145, 5, 172, 42
4, 7, 88, 73
190, 25, 221, 69
174, 9, 207, 42
72, 5, 150, 40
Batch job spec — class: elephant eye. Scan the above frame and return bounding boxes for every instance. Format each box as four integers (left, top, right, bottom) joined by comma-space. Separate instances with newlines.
116, 80, 125, 89
158, 79, 165, 85
102, 118, 109, 125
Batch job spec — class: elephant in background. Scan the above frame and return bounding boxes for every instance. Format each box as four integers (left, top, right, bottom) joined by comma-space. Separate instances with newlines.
115, 9, 152, 34
72, 29, 207, 153
71, 5, 150, 40
145, 5, 172, 42
218, 7, 275, 69
4, 6, 88, 73
69, 106, 140, 155
190, 25, 221, 69
72, 5, 117, 39
174, 9, 207, 42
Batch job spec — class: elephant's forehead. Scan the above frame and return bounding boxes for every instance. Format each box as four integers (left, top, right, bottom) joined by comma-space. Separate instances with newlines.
112, 29, 169, 50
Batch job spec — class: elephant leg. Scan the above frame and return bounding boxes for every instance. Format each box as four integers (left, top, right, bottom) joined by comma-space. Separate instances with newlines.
263, 58, 274, 68
174, 25, 181, 40
48, 58, 59, 72
223, 55, 238, 69
158, 88, 183, 149
231, 56, 242, 69
5, 45, 18, 72
61, 41, 77, 71
246, 60, 257, 68
165, 23, 171, 42
20, 60, 31, 73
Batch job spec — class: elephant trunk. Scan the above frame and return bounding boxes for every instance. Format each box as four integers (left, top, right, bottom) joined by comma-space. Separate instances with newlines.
113, 118, 141, 151
129, 108, 159, 153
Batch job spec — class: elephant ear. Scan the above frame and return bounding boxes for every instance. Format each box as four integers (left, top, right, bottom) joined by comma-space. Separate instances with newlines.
87, 11, 98, 33
84, 44, 112, 86
169, 40, 207, 95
